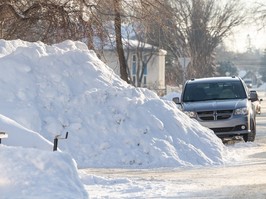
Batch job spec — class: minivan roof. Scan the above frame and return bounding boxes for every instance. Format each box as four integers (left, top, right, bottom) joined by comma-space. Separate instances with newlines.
186, 76, 241, 84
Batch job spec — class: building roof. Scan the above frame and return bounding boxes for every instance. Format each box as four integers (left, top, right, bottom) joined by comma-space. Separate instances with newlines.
98, 38, 167, 55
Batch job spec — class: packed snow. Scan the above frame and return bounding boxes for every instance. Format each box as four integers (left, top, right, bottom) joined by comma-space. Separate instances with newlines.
0, 39, 230, 198
0, 145, 88, 198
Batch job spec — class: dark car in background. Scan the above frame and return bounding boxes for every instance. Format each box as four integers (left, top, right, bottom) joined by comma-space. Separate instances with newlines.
173, 76, 257, 142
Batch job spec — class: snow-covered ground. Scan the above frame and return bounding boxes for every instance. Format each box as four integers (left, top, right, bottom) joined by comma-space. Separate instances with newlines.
0, 39, 265, 198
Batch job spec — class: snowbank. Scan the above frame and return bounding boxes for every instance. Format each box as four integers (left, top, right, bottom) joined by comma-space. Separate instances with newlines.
0, 114, 52, 150
0, 145, 88, 198
0, 39, 226, 168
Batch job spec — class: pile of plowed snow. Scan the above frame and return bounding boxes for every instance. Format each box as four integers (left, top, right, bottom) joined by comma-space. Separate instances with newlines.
0, 145, 88, 198
0, 39, 226, 168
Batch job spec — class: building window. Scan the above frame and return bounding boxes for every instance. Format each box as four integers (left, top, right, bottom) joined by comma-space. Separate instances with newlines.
132, 55, 137, 85
143, 62, 147, 75
132, 54, 148, 87
143, 56, 148, 86
132, 54, 136, 75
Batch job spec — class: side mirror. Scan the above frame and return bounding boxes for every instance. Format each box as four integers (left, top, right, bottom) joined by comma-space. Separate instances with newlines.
172, 97, 180, 104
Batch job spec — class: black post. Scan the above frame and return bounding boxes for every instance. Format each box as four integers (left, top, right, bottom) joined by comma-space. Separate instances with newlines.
53, 137, 58, 151
53, 132, 68, 151
0, 132, 8, 144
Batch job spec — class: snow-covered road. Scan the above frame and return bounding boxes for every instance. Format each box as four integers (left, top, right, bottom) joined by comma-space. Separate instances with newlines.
81, 91, 266, 199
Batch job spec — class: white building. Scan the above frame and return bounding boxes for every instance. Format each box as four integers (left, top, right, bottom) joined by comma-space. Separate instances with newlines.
100, 40, 167, 95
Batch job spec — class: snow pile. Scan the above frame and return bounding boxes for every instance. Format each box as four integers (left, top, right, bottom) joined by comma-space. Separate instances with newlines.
0, 145, 88, 198
0, 39, 226, 168
0, 114, 52, 150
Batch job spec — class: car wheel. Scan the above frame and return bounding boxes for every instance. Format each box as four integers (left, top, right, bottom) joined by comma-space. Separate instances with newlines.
243, 120, 256, 142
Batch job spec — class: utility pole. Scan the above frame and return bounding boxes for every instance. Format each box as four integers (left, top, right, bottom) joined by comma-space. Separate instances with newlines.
178, 57, 191, 85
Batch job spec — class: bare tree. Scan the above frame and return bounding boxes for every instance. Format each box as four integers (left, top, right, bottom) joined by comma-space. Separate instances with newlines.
142, 0, 246, 82
136, 1, 185, 85
173, 0, 246, 79
252, 1, 266, 30
113, 0, 129, 83
0, 0, 87, 43
120, 21, 162, 88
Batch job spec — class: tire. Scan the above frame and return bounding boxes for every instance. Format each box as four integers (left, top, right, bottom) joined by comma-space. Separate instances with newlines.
243, 120, 256, 142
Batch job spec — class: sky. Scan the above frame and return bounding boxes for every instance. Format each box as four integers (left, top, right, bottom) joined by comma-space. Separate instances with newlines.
225, 26, 266, 52
225, 20, 266, 53
0, 39, 232, 198
224, 0, 266, 52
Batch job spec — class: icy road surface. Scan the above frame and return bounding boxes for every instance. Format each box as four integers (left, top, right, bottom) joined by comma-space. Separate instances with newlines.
81, 91, 266, 199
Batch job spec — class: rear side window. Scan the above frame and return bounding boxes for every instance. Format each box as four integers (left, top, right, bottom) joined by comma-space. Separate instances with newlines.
182, 81, 247, 102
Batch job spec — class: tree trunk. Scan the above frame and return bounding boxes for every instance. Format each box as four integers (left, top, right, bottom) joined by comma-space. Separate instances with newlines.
113, 0, 129, 83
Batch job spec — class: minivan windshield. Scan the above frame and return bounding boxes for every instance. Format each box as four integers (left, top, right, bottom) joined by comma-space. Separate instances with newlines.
182, 81, 247, 102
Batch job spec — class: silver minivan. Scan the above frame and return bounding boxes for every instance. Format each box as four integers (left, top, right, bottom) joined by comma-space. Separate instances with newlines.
173, 76, 257, 142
